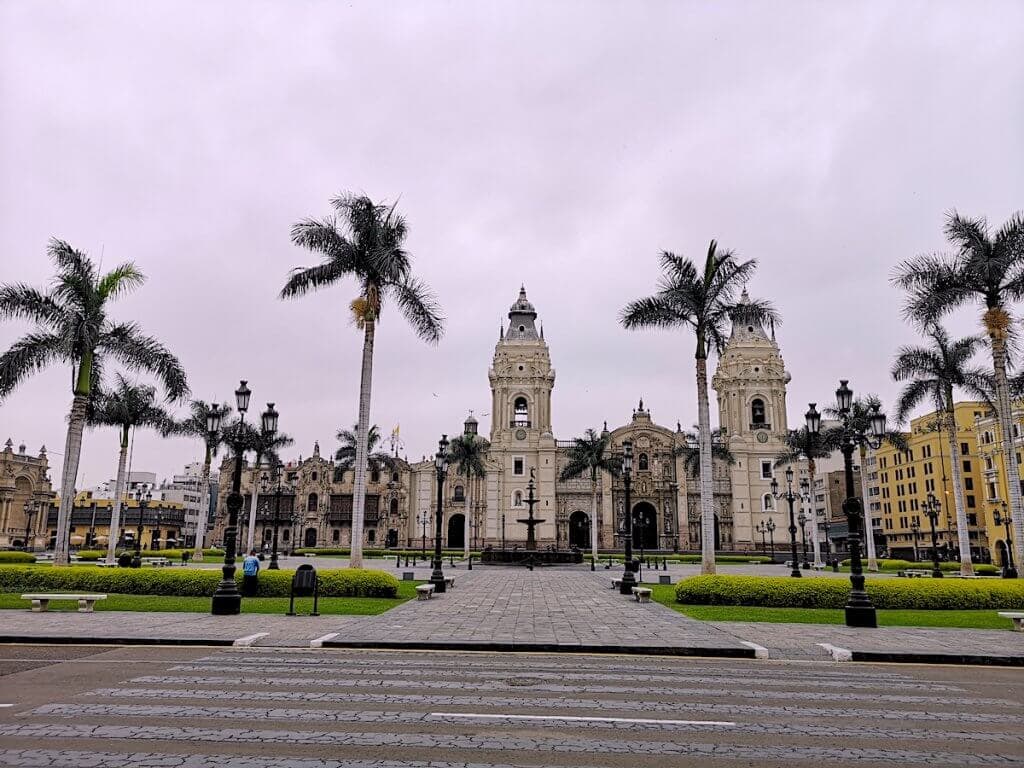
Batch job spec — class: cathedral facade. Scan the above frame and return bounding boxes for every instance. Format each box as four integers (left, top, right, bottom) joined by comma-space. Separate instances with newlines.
213, 287, 792, 553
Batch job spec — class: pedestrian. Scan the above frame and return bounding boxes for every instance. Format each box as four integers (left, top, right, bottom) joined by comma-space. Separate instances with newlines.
242, 549, 260, 597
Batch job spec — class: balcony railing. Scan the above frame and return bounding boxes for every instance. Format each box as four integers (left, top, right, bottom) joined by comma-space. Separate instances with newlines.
510, 420, 532, 428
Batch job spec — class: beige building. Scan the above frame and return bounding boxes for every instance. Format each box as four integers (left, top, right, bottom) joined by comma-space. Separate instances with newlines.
0, 439, 53, 549
212, 287, 795, 553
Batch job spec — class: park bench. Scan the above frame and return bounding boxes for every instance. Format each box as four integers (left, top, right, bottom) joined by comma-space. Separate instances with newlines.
811, 563, 826, 571
998, 612, 1024, 631
445, 576, 455, 589
416, 584, 435, 600
22, 593, 107, 612
632, 587, 653, 604
900, 569, 931, 578
141, 557, 171, 567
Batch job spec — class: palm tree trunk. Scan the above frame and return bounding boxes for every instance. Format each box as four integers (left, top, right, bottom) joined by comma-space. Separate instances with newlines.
192, 443, 213, 561
695, 355, 716, 575
463, 475, 471, 557
807, 460, 821, 566
990, 331, 1024, 572
104, 426, 130, 565
590, 472, 599, 564
859, 443, 879, 571
350, 319, 376, 569
54, 355, 93, 567
943, 388, 974, 575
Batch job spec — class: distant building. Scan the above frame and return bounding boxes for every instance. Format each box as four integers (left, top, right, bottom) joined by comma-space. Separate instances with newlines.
0, 439, 53, 549
972, 404, 1024, 570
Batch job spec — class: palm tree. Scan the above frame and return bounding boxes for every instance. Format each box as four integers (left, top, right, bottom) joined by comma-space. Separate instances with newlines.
826, 396, 907, 571
88, 374, 176, 563
0, 240, 188, 565
621, 241, 778, 574
775, 425, 841, 566
674, 425, 734, 478
281, 194, 444, 568
891, 325, 988, 575
242, 422, 294, 553
172, 399, 232, 561
559, 427, 620, 566
335, 424, 396, 475
447, 426, 491, 557
893, 210, 1024, 571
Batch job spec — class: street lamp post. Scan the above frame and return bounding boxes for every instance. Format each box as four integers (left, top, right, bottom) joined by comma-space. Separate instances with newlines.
22, 500, 37, 553
807, 384, 886, 628
910, 521, 920, 562
132, 487, 150, 568
501, 513, 506, 550
619, 440, 637, 596
767, 518, 776, 560
756, 520, 768, 553
211, 381, 252, 616
923, 493, 944, 579
993, 503, 1018, 579
429, 435, 449, 594
260, 466, 290, 571
772, 467, 808, 578
419, 511, 429, 555
797, 511, 810, 568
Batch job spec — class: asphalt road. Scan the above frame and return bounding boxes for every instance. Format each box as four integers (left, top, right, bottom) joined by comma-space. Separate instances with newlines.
0, 644, 1020, 767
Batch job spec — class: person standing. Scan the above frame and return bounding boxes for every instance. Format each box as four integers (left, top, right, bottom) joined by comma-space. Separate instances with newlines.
242, 549, 260, 597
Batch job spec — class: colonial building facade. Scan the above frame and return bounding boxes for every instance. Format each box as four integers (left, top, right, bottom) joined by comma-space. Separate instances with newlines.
0, 439, 53, 549
213, 287, 796, 553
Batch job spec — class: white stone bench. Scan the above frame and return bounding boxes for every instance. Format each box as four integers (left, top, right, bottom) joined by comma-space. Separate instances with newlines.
632, 587, 653, 604
415, 584, 435, 601
998, 612, 1024, 631
22, 594, 107, 613
444, 577, 455, 589
901, 569, 931, 578
811, 563, 826, 571
141, 557, 171, 567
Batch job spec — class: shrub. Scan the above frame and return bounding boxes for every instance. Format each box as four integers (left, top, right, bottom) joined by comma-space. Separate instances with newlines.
0, 552, 35, 564
839, 558, 976, 573
675, 574, 1024, 610
0, 566, 399, 598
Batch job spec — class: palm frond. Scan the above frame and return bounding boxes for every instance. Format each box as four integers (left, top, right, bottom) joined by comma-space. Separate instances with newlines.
620, 295, 691, 330
99, 322, 188, 402
0, 331, 66, 400
388, 276, 444, 344
279, 259, 347, 299
0, 284, 65, 327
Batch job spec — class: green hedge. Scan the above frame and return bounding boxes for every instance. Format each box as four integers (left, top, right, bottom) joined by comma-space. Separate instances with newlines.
0, 566, 398, 598
74, 548, 223, 562
294, 548, 477, 558
0, 552, 35, 564
675, 575, 1024, 610
838, 558, 1000, 575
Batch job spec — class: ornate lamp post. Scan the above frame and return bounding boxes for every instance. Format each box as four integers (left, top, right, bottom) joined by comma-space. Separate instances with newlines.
132, 486, 151, 568
807, 384, 886, 628
619, 440, 637, 595
756, 519, 768, 553
418, 510, 429, 555
260, 465, 291, 571
429, 435, 450, 594
767, 518, 776, 559
771, 467, 808, 578
797, 511, 810, 568
910, 520, 920, 562
993, 502, 1018, 579
923, 493, 944, 578
211, 381, 252, 616
22, 500, 38, 552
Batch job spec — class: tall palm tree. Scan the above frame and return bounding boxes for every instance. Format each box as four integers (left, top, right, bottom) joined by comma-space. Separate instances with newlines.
172, 399, 232, 560
891, 325, 988, 575
447, 427, 490, 557
335, 424, 396, 475
621, 241, 778, 574
893, 210, 1024, 571
0, 240, 188, 565
281, 194, 444, 568
88, 374, 176, 563
826, 396, 907, 571
559, 427, 620, 565
775, 425, 841, 565
242, 422, 294, 553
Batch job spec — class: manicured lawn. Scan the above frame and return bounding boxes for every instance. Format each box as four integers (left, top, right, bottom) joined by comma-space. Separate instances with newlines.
0, 581, 419, 615
648, 584, 1017, 630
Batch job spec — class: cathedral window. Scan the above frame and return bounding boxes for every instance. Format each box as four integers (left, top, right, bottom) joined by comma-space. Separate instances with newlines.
332, 529, 340, 543
370, 469, 380, 483
638, 453, 649, 471
390, 498, 399, 515
751, 398, 766, 426
307, 493, 318, 512
454, 485, 465, 502
513, 397, 530, 427
760, 460, 773, 480
513, 457, 525, 476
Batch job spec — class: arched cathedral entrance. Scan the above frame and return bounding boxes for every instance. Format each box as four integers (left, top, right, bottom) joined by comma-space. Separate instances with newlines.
569, 511, 590, 549
632, 502, 658, 550
447, 514, 465, 549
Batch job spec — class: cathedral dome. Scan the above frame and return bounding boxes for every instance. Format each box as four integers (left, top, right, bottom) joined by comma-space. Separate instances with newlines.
509, 286, 537, 317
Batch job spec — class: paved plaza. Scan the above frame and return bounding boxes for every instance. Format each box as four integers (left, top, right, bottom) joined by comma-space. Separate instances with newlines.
0, 644, 1021, 767
0, 565, 1022, 664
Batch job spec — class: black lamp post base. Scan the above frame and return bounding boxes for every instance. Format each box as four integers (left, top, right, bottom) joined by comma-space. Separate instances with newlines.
1003, 567, 1018, 579
268, 560, 280, 570
932, 569, 944, 579
619, 569, 637, 595
429, 572, 447, 594
790, 567, 802, 578
211, 592, 241, 615
844, 604, 877, 628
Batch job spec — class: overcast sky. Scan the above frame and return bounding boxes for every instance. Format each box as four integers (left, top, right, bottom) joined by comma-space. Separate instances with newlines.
2, 1, 1022, 488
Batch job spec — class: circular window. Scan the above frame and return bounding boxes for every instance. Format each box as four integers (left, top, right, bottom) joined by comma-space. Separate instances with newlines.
747, 326, 754, 332
754, 367, 759, 373
518, 365, 524, 371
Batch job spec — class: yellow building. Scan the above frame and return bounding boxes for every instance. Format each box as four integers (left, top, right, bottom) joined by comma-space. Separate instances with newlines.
875, 402, 990, 562
45, 492, 186, 551
973, 404, 1024, 570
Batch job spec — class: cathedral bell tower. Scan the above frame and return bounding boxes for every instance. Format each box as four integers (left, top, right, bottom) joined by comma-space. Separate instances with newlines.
485, 287, 557, 544
712, 289, 791, 549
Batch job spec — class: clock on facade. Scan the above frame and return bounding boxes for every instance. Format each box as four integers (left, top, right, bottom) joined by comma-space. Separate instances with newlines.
515, 428, 527, 440
756, 431, 768, 443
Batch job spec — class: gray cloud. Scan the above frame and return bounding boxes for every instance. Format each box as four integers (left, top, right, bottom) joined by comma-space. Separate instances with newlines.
1, 0, 1022, 485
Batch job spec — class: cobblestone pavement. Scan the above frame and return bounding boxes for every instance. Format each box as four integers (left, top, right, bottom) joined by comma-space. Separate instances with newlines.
0, 645, 1020, 767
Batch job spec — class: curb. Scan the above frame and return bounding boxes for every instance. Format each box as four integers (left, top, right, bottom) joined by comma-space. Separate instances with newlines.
850, 651, 1024, 667
0, 635, 234, 647
320, 639, 757, 658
